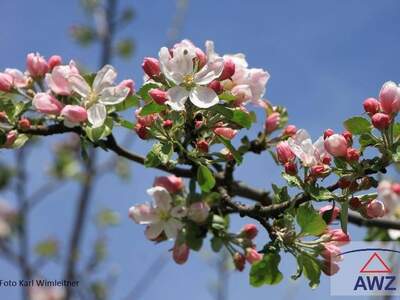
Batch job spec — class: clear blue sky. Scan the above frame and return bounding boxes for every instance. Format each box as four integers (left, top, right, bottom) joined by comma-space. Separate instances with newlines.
0, 1, 400, 299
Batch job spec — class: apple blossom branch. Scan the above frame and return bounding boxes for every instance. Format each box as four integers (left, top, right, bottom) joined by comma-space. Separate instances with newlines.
17, 123, 400, 232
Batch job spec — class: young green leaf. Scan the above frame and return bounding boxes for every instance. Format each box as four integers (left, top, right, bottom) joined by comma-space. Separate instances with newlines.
296, 204, 327, 236
139, 102, 166, 116
250, 252, 283, 287
197, 165, 216, 192
343, 116, 371, 135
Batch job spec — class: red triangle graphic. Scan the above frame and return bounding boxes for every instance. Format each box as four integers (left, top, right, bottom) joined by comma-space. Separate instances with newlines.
360, 252, 392, 273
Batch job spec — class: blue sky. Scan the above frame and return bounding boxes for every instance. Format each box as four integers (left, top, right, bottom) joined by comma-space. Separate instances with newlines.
0, 0, 400, 299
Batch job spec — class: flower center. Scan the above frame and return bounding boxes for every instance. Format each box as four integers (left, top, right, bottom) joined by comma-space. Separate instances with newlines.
86, 92, 98, 108
158, 210, 170, 221
182, 74, 195, 89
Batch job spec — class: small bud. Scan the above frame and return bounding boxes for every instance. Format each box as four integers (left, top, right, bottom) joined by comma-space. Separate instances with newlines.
324, 134, 348, 157
188, 202, 210, 223
310, 164, 327, 177
245, 248, 263, 264
322, 155, 332, 165
26, 52, 49, 77
149, 88, 168, 105
283, 125, 297, 136
118, 79, 135, 96
0, 73, 13, 92
153, 175, 184, 194
4, 131, 17, 147
32, 93, 63, 115
345, 147, 360, 162
142, 57, 161, 79
391, 183, 400, 194
349, 197, 361, 210
61, 105, 88, 124
233, 252, 246, 272
379, 81, 400, 114
321, 243, 342, 261
284, 161, 297, 175
265, 112, 280, 133
194, 120, 203, 129
134, 123, 149, 140
18, 118, 31, 129
321, 260, 340, 276
371, 112, 390, 129
342, 130, 352, 145
363, 97, 380, 115
327, 229, 350, 246
219, 59, 235, 81
276, 141, 295, 164
47, 55, 62, 70
172, 242, 190, 265
0, 112, 6, 121
366, 200, 385, 218
323, 129, 335, 140
207, 80, 223, 94
240, 224, 258, 239
338, 178, 351, 189
196, 140, 209, 153
221, 148, 234, 161
214, 127, 237, 140
163, 119, 173, 128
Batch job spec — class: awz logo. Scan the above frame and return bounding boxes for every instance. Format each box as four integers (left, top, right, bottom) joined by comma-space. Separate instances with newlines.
353, 252, 396, 291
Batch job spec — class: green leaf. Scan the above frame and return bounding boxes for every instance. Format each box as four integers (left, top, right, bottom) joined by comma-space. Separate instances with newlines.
139, 102, 166, 116
393, 123, 400, 141
359, 133, 376, 150
393, 145, 400, 163
211, 215, 229, 231
11, 134, 29, 149
185, 223, 203, 251
297, 254, 321, 289
216, 136, 243, 164
343, 116, 371, 135
118, 119, 135, 130
250, 252, 283, 287
114, 95, 140, 111
271, 184, 290, 203
144, 143, 173, 167
296, 204, 327, 236
210, 237, 223, 252
307, 185, 335, 201
218, 91, 236, 101
197, 165, 215, 192
282, 173, 302, 188
211, 105, 253, 129
85, 121, 113, 142
340, 201, 349, 234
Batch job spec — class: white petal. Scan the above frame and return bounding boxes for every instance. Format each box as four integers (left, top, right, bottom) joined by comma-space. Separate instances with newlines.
147, 187, 172, 212
171, 205, 187, 218
189, 86, 219, 109
194, 57, 224, 85
145, 223, 164, 240
129, 203, 157, 224
164, 219, 183, 240
87, 103, 107, 128
389, 229, 400, 240
99, 86, 130, 105
93, 64, 117, 93
166, 86, 189, 111
68, 74, 91, 98
159, 47, 177, 83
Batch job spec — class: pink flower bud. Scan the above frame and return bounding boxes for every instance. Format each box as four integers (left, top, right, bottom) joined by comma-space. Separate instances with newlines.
172, 242, 190, 265
349, 197, 361, 210
196, 140, 209, 153
284, 161, 297, 175
135, 108, 158, 127
153, 175, 184, 194
342, 130, 352, 145
118, 79, 135, 96
61, 105, 88, 123
163, 119, 173, 128
276, 141, 295, 164
379, 81, 400, 114
219, 58, 235, 81
5, 68, 29, 88
47, 55, 62, 70
195, 48, 207, 69
321, 260, 340, 276
245, 248, 263, 264
372, 112, 390, 129
134, 123, 149, 140
363, 97, 380, 115
310, 164, 326, 177
391, 183, 400, 194
207, 80, 223, 94
321, 243, 342, 262
32, 93, 63, 115
240, 224, 258, 239
26, 52, 49, 77
324, 134, 348, 157
18, 118, 31, 129
345, 147, 360, 162
327, 229, 350, 246
323, 129, 335, 140
319, 205, 340, 224
4, 131, 17, 147
283, 125, 297, 136
221, 148, 234, 161
149, 88, 168, 104
233, 252, 246, 271
0, 73, 13, 92
265, 112, 280, 133
194, 120, 203, 129
142, 57, 161, 79
45, 61, 79, 96
366, 200, 385, 218
322, 155, 332, 165
214, 127, 238, 140
188, 202, 210, 223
